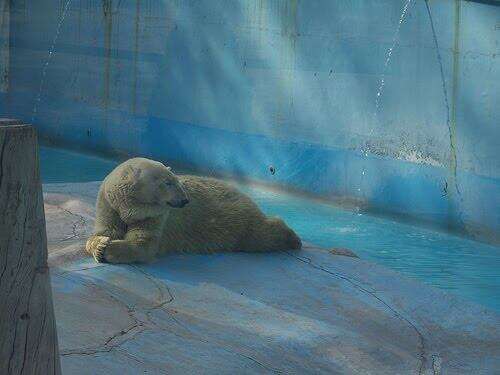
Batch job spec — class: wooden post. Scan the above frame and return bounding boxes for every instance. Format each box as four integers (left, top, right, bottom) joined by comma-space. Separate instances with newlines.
0, 120, 61, 374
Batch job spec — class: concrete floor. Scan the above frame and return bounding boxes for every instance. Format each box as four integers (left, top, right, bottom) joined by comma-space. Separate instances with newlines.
44, 182, 500, 374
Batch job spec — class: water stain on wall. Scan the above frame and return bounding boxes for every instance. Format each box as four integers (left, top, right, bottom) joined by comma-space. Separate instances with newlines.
447, 0, 464, 231
276, 0, 298, 129
102, 0, 113, 115
132, 0, 140, 114
0, 0, 9, 93
449, 0, 461, 192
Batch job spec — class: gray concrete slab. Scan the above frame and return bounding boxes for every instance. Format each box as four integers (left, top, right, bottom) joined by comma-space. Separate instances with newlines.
44, 182, 500, 374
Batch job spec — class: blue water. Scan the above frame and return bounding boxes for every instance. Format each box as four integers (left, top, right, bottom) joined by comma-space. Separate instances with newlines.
40, 146, 500, 312
40, 146, 120, 183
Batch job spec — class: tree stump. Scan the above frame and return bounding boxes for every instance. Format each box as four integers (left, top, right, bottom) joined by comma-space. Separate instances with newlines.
0, 120, 61, 374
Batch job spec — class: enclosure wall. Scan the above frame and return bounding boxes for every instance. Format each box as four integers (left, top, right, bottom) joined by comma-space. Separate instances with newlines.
0, 0, 8, 111
2, 0, 499, 243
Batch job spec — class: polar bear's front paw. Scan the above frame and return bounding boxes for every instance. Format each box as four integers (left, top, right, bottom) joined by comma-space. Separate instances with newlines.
86, 236, 111, 263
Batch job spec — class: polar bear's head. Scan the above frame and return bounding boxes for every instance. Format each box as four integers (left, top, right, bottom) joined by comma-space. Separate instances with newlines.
117, 158, 189, 208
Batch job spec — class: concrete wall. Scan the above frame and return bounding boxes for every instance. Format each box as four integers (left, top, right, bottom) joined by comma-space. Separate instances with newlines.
2, 0, 499, 243
0, 0, 8, 109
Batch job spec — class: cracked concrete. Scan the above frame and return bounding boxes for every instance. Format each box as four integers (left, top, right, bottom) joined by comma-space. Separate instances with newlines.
43, 182, 500, 374
284, 250, 428, 374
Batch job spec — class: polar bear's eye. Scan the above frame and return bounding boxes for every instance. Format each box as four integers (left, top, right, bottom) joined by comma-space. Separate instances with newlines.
163, 180, 174, 186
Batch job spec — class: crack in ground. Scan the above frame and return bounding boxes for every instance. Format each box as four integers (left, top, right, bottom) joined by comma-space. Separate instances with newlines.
131, 265, 284, 374
145, 312, 284, 375
57, 273, 145, 358
54, 264, 108, 277
52, 204, 88, 241
55, 264, 283, 373
284, 251, 428, 374
114, 348, 169, 375
129, 265, 174, 309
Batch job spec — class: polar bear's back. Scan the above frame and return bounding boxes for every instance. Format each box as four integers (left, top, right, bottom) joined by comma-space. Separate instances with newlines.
159, 175, 266, 253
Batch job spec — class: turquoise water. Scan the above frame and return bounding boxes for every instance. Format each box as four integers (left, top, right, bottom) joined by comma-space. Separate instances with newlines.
40, 146, 120, 184
40, 146, 500, 312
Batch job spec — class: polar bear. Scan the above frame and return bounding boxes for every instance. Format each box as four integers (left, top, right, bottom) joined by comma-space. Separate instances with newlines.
85, 157, 302, 263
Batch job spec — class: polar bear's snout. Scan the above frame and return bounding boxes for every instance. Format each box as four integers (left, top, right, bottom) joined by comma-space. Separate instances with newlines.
167, 183, 190, 208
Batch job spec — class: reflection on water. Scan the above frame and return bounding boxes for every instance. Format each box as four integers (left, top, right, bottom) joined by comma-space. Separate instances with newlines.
40, 146, 500, 312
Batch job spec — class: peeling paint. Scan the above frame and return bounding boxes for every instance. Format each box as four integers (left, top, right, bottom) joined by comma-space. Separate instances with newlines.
360, 137, 443, 167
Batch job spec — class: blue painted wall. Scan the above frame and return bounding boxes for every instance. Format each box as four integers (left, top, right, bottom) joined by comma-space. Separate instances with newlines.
1, 0, 499, 243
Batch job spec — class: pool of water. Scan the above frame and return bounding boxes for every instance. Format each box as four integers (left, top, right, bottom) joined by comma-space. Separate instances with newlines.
40, 145, 500, 312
